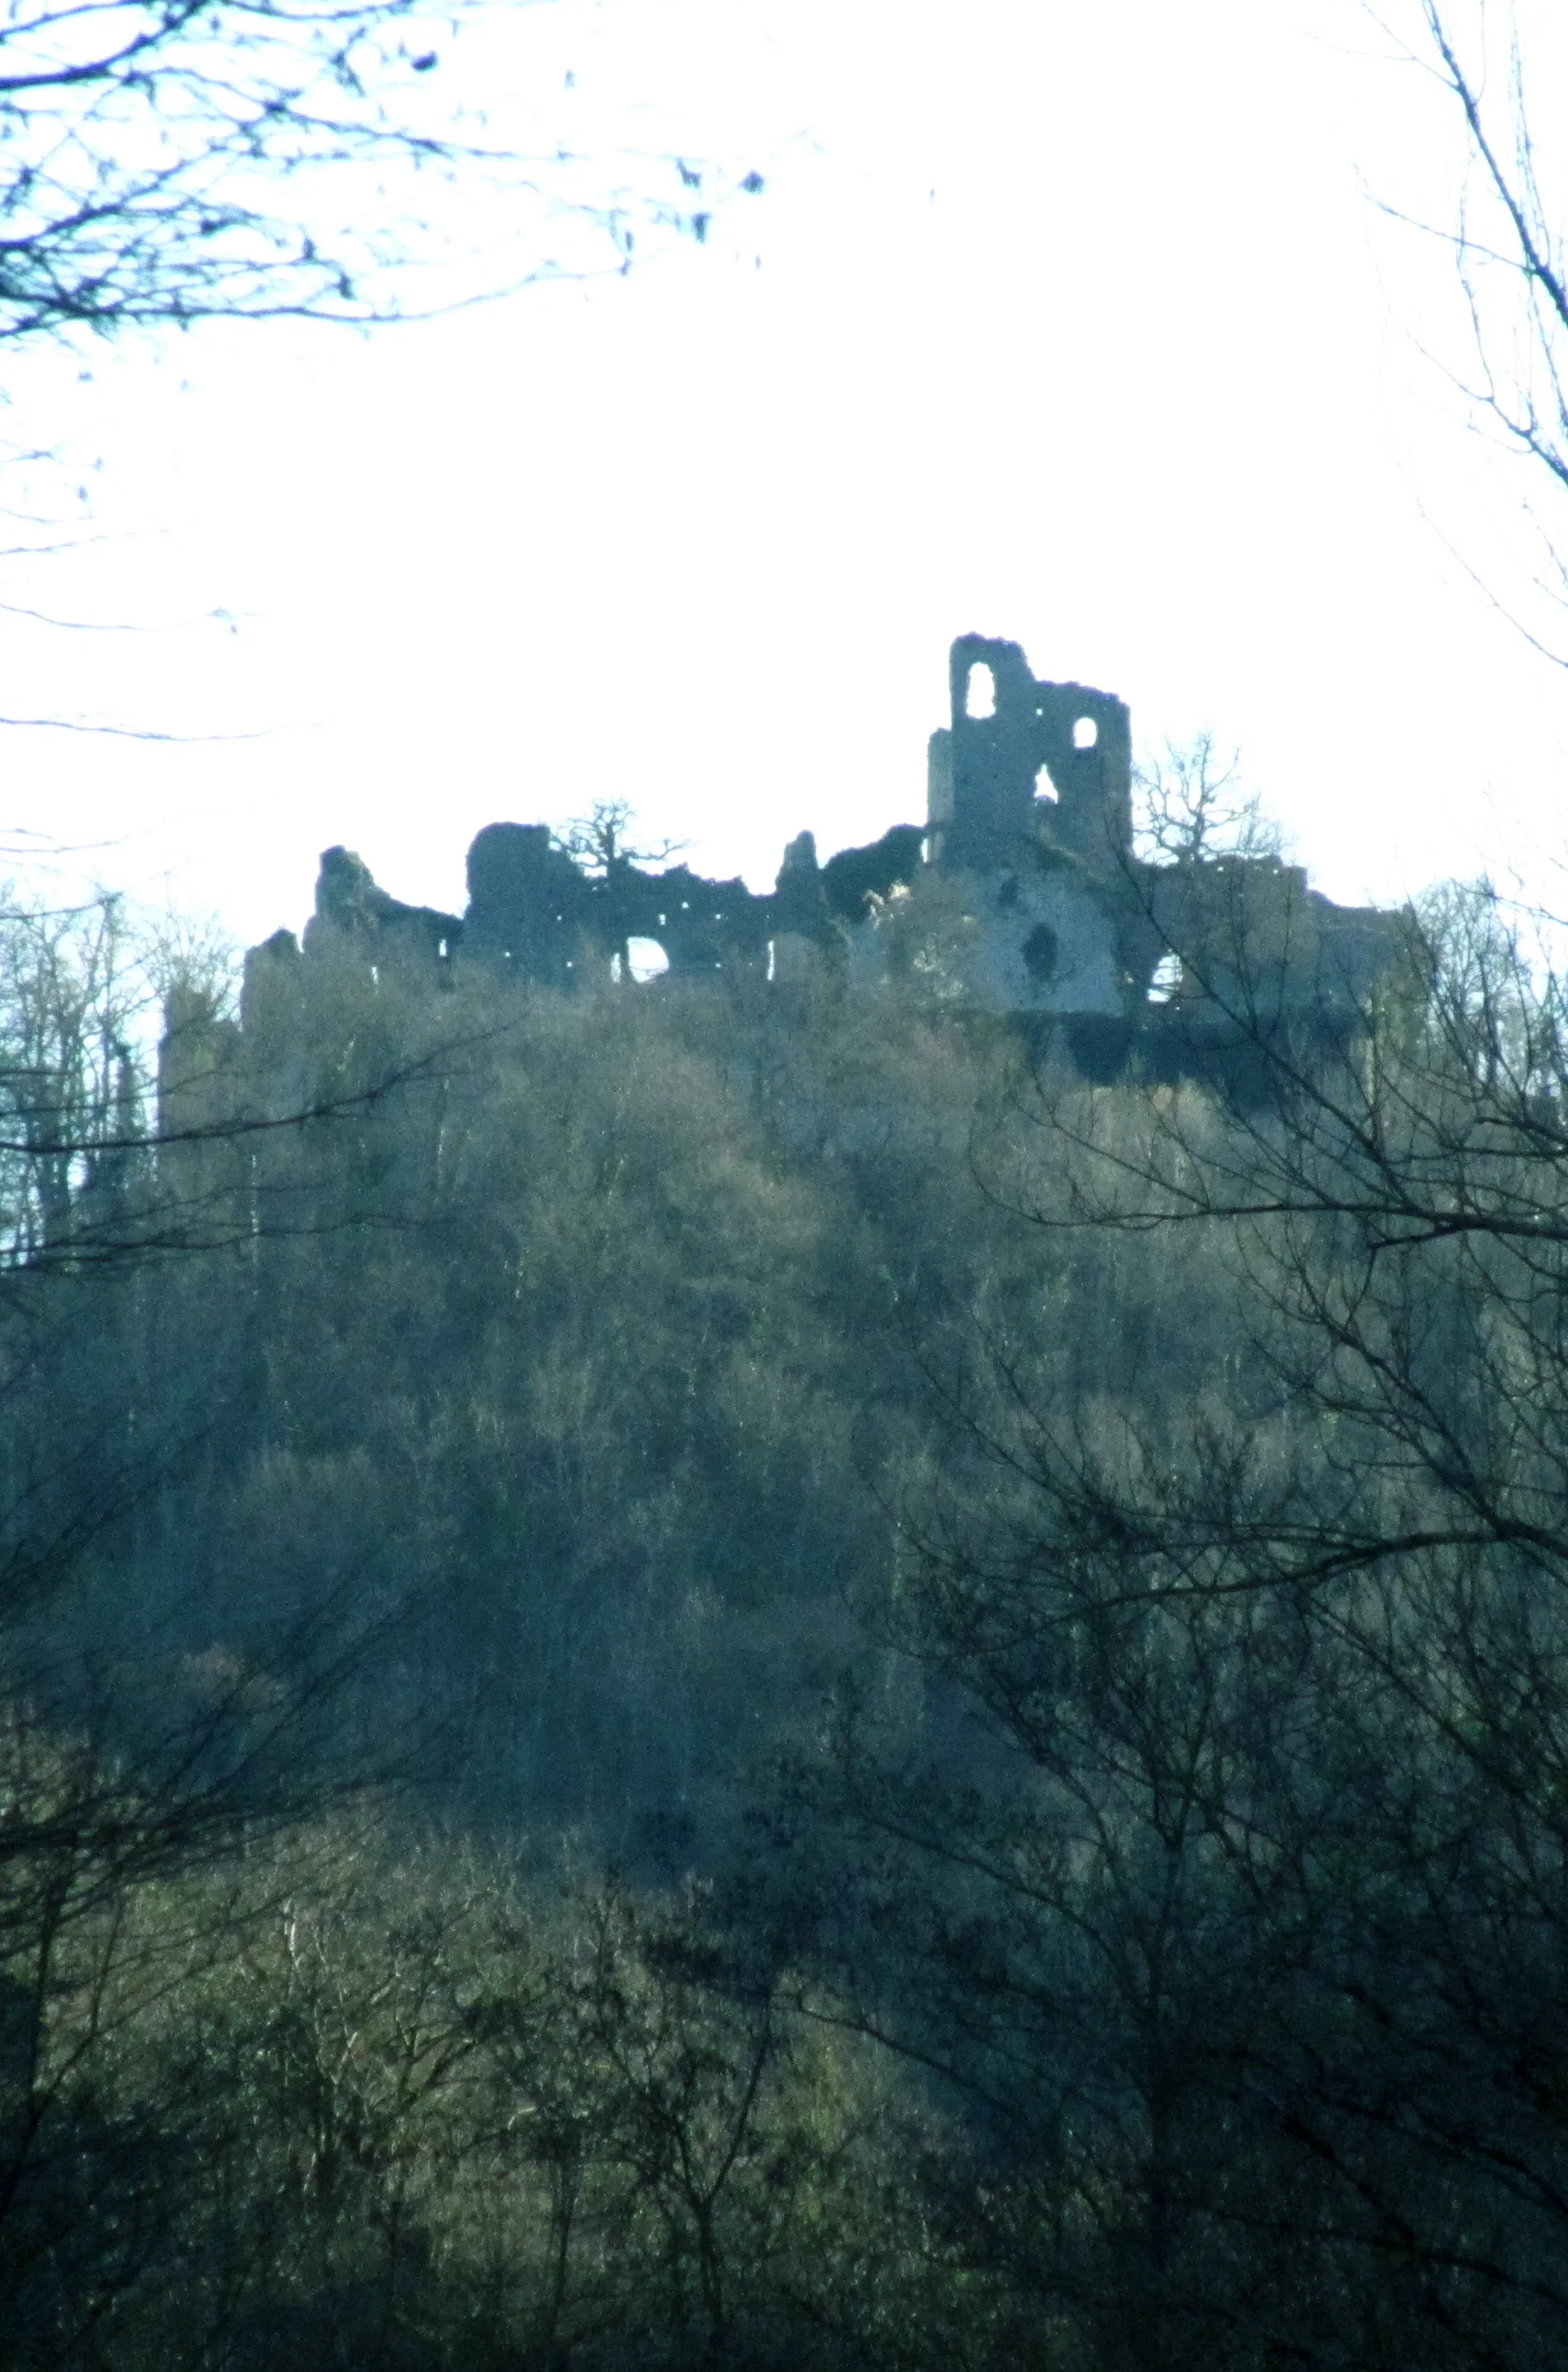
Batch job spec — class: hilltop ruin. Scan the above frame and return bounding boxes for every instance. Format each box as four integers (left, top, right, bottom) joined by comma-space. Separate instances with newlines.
217, 634, 1406, 1099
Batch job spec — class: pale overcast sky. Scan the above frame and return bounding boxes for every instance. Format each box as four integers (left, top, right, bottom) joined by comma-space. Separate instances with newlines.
9, 0, 1568, 946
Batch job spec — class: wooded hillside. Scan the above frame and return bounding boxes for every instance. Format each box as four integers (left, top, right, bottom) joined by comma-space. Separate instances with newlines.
6, 875, 1568, 2371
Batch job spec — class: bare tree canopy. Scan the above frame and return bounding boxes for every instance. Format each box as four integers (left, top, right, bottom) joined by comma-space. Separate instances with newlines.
0, 0, 735, 344
1374, 1, 1568, 654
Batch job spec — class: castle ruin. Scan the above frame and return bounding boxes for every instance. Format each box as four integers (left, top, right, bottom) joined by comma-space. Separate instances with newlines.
202, 634, 1406, 1110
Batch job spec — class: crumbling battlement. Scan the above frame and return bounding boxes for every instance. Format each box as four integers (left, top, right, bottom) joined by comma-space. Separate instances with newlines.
239, 817, 928, 1026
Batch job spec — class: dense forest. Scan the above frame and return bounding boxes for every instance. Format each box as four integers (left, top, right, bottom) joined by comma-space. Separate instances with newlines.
4, 848, 1568, 2372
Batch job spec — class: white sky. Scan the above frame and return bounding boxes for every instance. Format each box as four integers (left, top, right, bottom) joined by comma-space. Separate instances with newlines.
8, 0, 1568, 946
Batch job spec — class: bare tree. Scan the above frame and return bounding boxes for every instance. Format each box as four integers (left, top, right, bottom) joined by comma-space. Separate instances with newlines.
0, 0, 740, 347
1370, 0, 1568, 659
554, 799, 686, 983
1133, 731, 1282, 867
734, 866, 1568, 2371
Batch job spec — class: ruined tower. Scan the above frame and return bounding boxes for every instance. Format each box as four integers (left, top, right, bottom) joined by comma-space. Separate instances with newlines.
927, 633, 1133, 875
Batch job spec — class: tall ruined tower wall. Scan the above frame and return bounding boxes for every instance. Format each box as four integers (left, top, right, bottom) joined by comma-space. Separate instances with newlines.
928, 633, 1133, 875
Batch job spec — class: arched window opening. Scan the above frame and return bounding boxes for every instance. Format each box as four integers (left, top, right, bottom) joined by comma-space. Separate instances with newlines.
1034, 765, 1058, 806
628, 937, 670, 985
1073, 715, 1099, 749
965, 663, 997, 720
